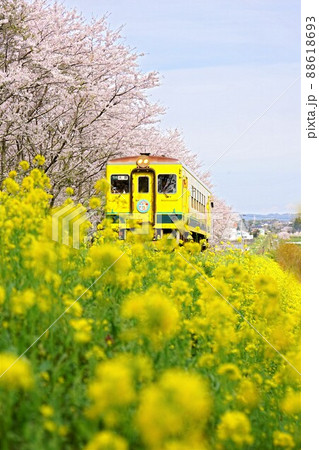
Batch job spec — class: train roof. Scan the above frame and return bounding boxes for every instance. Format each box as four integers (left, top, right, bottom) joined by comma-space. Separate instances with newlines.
108, 155, 180, 165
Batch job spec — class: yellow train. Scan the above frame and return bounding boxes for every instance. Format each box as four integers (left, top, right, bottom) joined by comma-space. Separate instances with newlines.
105, 154, 214, 242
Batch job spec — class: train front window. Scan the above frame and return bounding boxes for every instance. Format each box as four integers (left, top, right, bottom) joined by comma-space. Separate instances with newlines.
158, 174, 177, 194
111, 175, 129, 194
138, 176, 149, 193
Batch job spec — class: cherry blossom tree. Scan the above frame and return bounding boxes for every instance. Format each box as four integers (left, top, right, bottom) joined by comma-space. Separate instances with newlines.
209, 197, 237, 245
0, 0, 167, 201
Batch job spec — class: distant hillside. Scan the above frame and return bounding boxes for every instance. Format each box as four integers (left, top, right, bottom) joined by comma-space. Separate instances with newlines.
242, 213, 296, 222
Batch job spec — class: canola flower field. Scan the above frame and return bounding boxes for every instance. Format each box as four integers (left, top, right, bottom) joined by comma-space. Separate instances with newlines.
0, 159, 301, 449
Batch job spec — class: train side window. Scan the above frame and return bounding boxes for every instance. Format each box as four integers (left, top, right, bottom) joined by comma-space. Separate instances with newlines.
158, 174, 177, 194
191, 186, 195, 203
138, 176, 149, 193
111, 175, 129, 194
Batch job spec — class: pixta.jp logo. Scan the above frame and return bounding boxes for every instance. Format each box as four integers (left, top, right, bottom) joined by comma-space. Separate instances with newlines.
51, 203, 90, 249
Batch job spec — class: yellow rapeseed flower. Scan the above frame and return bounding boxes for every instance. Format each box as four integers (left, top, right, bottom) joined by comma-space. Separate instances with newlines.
24, 240, 57, 276
87, 357, 136, 422
85, 431, 128, 450
58, 425, 68, 437
83, 244, 131, 282
40, 404, 54, 418
65, 187, 74, 196
33, 154, 46, 166
94, 178, 109, 194
19, 160, 30, 171
69, 318, 92, 343
64, 298, 83, 317
197, 353, 215, 369
44, 420, 56, 433
89, 197, 101, 209
163, 438, 209, 450
280, 390, 301, 415
236, 379, 259, 410
85, 345, 106, 361
0, 286, 5, 305
217, 411, 253, 447
2, 177, 19, 194
40, 371, 50, 382
121, 286, 179, 346
0, 353, 34, 390
217, 363, 241, 381
21, 176, 34, 191
10, 288, 35, 315
273, 431, 295, 448
136, 369, 211, 448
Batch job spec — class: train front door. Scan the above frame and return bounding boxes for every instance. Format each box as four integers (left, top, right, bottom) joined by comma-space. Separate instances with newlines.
131, 171, 155, 227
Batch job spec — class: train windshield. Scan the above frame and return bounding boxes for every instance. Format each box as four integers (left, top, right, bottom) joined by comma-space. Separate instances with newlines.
111, 175, 129, 193
158, 174, 177, 194
138, 176, 149, 193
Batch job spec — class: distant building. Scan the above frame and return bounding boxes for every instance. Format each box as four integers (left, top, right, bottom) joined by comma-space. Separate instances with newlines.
227, 228, 253, 241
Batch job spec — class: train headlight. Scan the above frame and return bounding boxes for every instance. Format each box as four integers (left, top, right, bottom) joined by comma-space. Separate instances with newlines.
136, 157, 150, 168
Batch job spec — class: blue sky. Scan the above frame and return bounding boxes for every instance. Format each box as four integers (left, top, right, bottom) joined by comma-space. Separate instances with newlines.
63, 0, 300, 213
